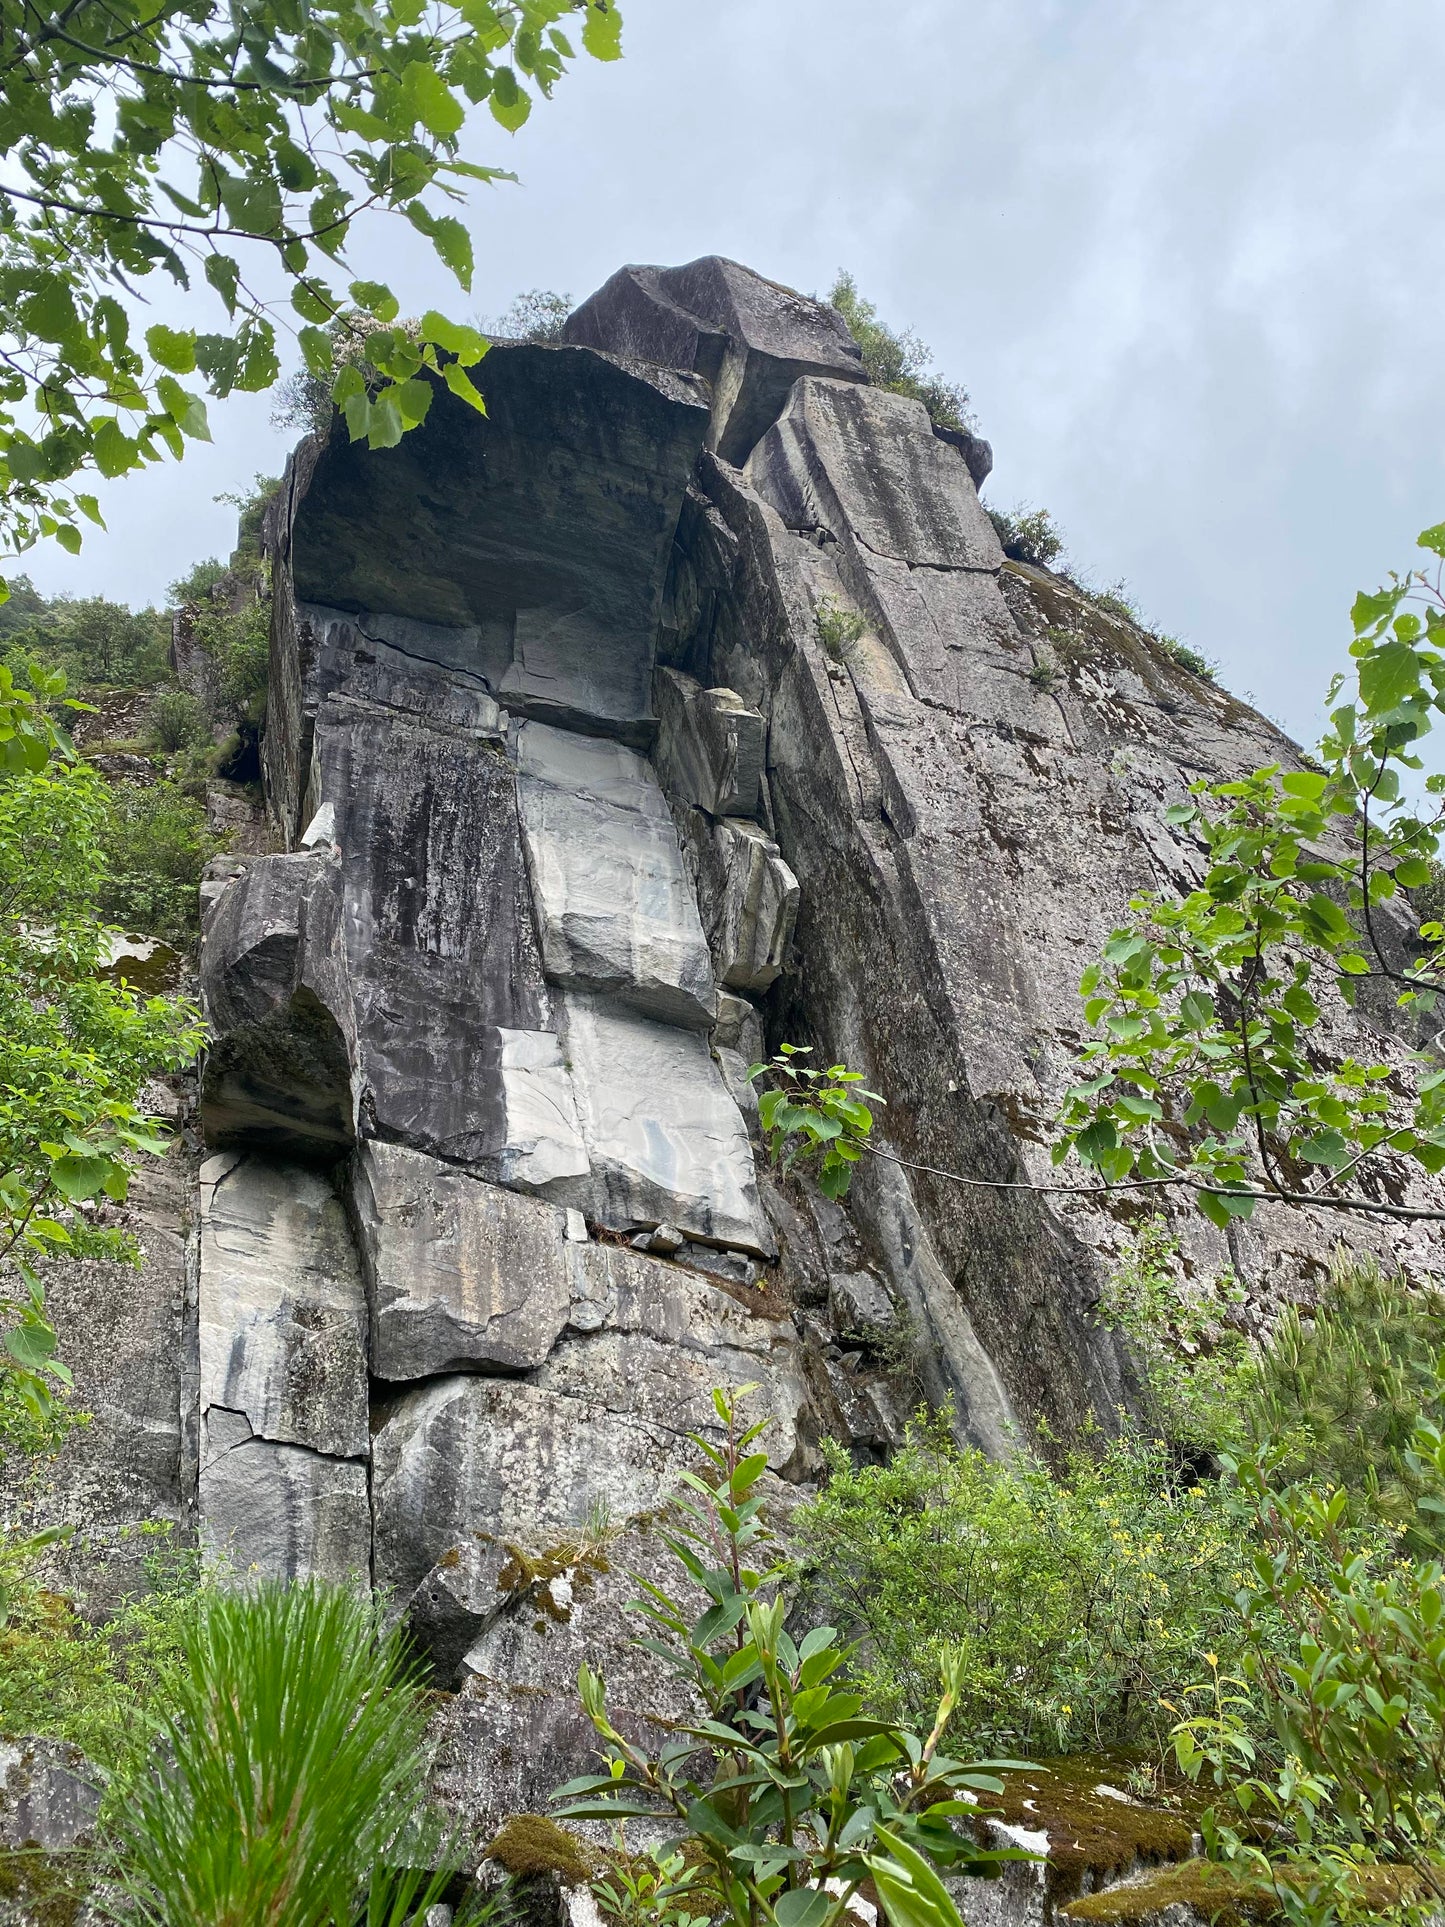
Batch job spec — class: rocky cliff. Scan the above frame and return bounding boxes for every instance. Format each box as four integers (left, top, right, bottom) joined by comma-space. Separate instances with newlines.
13, 255, 1444, 1844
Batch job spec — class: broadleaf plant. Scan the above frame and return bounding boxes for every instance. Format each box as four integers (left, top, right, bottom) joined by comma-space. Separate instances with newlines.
554, 1386, 1028, 1927
0, 0, 623, 575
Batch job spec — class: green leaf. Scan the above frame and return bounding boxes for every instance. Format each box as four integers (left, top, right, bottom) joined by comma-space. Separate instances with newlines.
49, 1154, 110, 1201
421, 310, 489, 365
5, 1321, 57, 1370
402, 61, 465, 136
1359, 639, 1422, 714
408, 207, 474, 290
864, 1830, 966, 1927
1418, 523, 1445, 558
92, 421, 135, 479
146, 324, 197, 373
442, 360, 488, 414
155, 376, 211, 441
581, 1, 624, 60
488, 65, 531, 130
349, 280, 400, 322
774, 1891, 831, 1927
367, 391, 404, 448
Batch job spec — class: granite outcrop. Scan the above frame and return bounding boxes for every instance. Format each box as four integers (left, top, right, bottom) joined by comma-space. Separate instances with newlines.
12, 254, 1443, 1865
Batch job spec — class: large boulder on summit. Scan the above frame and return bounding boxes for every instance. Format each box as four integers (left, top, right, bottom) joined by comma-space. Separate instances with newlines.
564, 255, 866, 463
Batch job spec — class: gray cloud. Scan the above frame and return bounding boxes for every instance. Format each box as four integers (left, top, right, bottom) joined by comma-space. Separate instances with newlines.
24, 0, 1445, 755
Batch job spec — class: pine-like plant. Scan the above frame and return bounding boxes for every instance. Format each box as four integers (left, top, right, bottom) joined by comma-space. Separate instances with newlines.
118, 1580, 472, 1927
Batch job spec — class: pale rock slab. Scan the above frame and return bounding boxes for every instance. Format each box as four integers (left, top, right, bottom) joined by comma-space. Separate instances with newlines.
653, 666, 765, 818
350, 1140, 572, 1380
198, 1152, 368, 1460
560, 991, 772, 1255
493, 1028, 591, 1197
515, 722, 717, 1030
200, 1436, 371, 1584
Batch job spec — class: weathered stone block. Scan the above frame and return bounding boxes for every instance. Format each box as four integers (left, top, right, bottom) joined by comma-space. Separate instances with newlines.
198, 1152, 368, 1460
199, 1435, 371, 1584
653, 667, 765, 818
748, 376, 1002, 571
560, 992, 771, 1255
0, 1739, 101, 1852
828, 1269, 898, 1337
682, 812, 799, 993
515, 722, 716, 1030
199, 850, 355, 1155
564, 256, 865, 464
351, 1141, 572, 1381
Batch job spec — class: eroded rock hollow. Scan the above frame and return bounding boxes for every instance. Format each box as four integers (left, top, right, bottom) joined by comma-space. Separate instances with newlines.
78, 255, 1440, 1837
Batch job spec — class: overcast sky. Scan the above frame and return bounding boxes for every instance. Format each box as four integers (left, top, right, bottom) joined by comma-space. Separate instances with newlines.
23, 0, 1445, 753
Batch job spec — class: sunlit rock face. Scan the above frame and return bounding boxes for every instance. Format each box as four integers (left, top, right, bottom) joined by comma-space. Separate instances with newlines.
175, 252, 1445, 1838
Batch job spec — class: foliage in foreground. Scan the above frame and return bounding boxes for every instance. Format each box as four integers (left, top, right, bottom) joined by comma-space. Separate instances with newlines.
1169, 1414, 1445, 1927
0, 0, 625, 568
557, 1389, 1022, 1927
828, 274, 972, 435
117, 1580, 474, 1927
1104, 1228, 1445, 1550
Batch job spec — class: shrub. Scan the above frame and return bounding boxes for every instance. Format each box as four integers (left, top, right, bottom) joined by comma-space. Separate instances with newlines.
815, 596, 869, 662
167, 557, 227, 606
118, 1581, 466, 1927
483, 288, 572, 341
988, 505, 1065, 569
558, 1389, 1015, 1927
1170, 1424, 1445, 1926
147, 686, 210, 754
796, 1408, 1245, 1758
97, 778, 220, 944
828, 272, 972, 434
0, 1526, 209, 1814
1249, 1260, 1445, 1549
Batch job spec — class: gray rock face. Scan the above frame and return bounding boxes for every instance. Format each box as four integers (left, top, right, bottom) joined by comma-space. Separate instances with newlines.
200, 1435, 371, 1584
560, 992, 770, 1254
564, 256, 865, 464
653, 667, 765, 818
515, 721, 716, 1030
316, 700, 551, 1167
351, 1141, 572, 1380
680, 810, 799, 993
147, 248, 1445, 1864
199, 850, 354, 1154
197, 1153, 370, 1581
264, 345, 712, 833
0, 1739, 101, 1852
